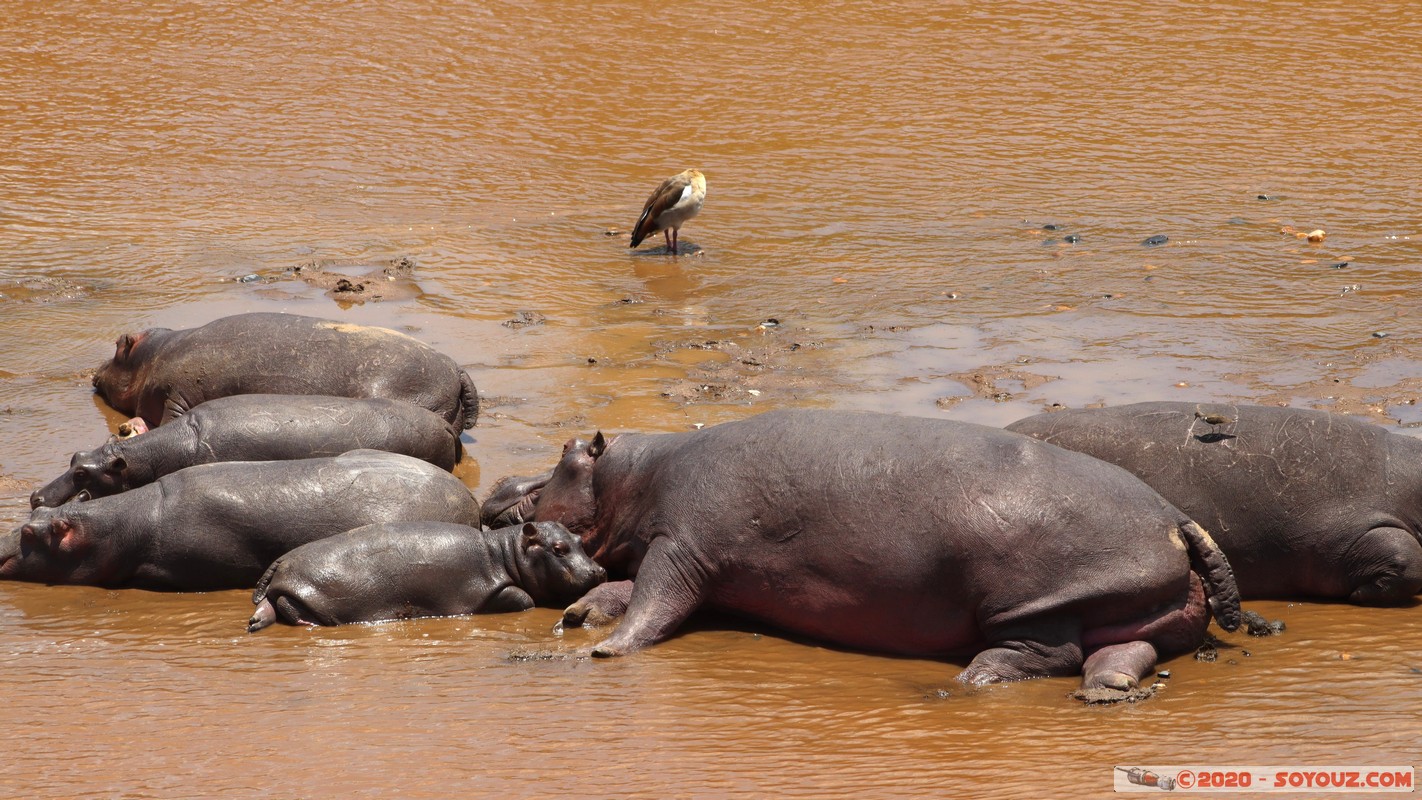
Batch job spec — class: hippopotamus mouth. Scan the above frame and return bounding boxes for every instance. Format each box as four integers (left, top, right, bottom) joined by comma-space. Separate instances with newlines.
481, 471, 552, 529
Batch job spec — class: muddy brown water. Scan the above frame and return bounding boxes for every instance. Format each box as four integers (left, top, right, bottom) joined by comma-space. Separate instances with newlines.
3, 1, 1421, 797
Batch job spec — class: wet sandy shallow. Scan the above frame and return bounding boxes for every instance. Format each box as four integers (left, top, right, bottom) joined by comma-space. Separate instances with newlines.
4, 0, 1422, 796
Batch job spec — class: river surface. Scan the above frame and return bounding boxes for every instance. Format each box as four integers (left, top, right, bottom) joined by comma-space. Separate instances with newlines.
2, 1, 1420, 797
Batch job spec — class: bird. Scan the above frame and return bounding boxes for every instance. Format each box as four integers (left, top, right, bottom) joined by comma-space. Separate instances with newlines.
629, 169, 706, 255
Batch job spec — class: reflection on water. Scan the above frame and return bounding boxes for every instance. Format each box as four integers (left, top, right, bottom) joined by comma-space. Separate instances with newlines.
3, 0, 1421, 796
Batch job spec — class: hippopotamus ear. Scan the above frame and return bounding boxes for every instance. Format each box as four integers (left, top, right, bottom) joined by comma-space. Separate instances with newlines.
114, 333, 137, 362
520, 522, 545, 552
589, 432, 607, 458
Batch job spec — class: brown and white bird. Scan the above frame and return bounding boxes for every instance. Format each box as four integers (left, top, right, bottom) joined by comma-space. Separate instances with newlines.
629, 169, 706, 255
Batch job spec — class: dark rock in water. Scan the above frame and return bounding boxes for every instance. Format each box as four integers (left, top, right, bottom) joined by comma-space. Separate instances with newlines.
1257, 194, 1278, 201
1196, 641, 1219, 662
1142, 234, 1169, 247
1372, 331, 1389, 339
1242, 609, 1286, 636
1064, 234, 1082, 244
1071, 682, 1163, 704
1332, 262, 1350, 269
1042, 223, 1063, 231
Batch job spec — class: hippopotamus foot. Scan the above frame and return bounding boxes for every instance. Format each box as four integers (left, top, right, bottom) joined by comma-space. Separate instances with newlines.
248, 599, 278, 633
1345, 526, 1422, 605
589, 541, 704, 658
955, 630, 1084, 685
1081, 641, 1159, 690
561, 580, 634, 629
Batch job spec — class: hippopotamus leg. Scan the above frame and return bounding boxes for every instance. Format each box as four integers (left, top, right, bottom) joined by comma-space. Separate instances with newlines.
956, 624, 1084, 685
1347, 526, 1422, 604
590, 540, 705, 658
562, 580, 635, 628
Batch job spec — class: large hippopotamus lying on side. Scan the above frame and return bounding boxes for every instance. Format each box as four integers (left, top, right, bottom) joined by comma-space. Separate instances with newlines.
92, 312, 478, 429
484, 409, 1241, 691
31, 394, 465, 508
247, 521, 606, 631
1006, 401, 1422, 604
1, 451, 479, 591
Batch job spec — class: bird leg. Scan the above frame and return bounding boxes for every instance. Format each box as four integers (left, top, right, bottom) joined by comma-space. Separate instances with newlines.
663, 229, 674, 254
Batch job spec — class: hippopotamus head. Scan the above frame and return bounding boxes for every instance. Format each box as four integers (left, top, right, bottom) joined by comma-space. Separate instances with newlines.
480, 470, 553, 529
0, 506, 101, 585
515, 521, 608, 605
529, 433, 609, 540
92, 328, 166, 412
30, 446, 129, 509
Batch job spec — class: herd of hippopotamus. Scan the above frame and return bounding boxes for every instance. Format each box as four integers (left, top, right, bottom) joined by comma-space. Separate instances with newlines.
4, 311, 1420, 698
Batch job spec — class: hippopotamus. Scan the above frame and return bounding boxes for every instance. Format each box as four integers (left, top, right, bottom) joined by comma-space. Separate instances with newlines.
247, 521, 606, 631
1, 450, 479, 591
1005, 401, 1422, 604
31, 394, 465, 508
488, 409, 1241, 691
92, 312, 478, 429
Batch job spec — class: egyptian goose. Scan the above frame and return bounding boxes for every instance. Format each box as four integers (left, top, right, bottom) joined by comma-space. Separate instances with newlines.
630, 169, 706, 255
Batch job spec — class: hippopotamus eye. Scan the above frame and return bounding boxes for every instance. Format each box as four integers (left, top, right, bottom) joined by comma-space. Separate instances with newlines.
552, 541, 570, 556
72, 468, 89, 486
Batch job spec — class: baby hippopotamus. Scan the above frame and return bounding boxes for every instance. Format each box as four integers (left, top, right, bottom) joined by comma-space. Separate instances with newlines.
247, 521, 606, 631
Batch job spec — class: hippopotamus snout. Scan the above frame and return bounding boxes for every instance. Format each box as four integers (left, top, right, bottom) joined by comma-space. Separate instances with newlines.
480, 470, 553, 529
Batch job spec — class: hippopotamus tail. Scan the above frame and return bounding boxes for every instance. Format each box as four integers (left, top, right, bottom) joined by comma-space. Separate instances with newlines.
458, 370, 479, 430
1179, 521, 1241, 632
252, 558, 279, 607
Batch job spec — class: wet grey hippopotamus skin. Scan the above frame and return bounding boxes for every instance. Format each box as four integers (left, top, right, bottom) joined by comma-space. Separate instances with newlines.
31, 394, 465, 508
247, 521, 606, 631
92, 312, 478, 430
496, 409, 1242, 691
1006, 401, 1422, 604
1, 450, 479, 591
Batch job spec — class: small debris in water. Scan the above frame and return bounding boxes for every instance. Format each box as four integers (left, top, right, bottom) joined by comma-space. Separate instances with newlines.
1142, 235, 1169, 247
238, 274, 261, 283
1332, 262, 1350, 269
1306, 229, 1326, 243
1063, 234, 1082, 244
1042, 223, 1063, 231
1340, 652, 1353, 661
1157, 670, 1171, 679
1257, 194, 1278, 200
1340, 284, 1360, 295
1372, 331, 1389, 339
1241, 610, 1287, 636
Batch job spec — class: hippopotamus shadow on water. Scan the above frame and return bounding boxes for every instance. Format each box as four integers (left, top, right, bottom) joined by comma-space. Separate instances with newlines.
92, 312, 478, 430
1, 450, 480, 592
248, 521, 605, 631
1006, 401, 1422, 605
485, 409, 1242, 694
30, 394, 465, 508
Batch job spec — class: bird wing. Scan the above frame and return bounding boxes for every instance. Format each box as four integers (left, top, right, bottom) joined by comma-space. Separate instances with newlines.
631, 173, 692, 246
